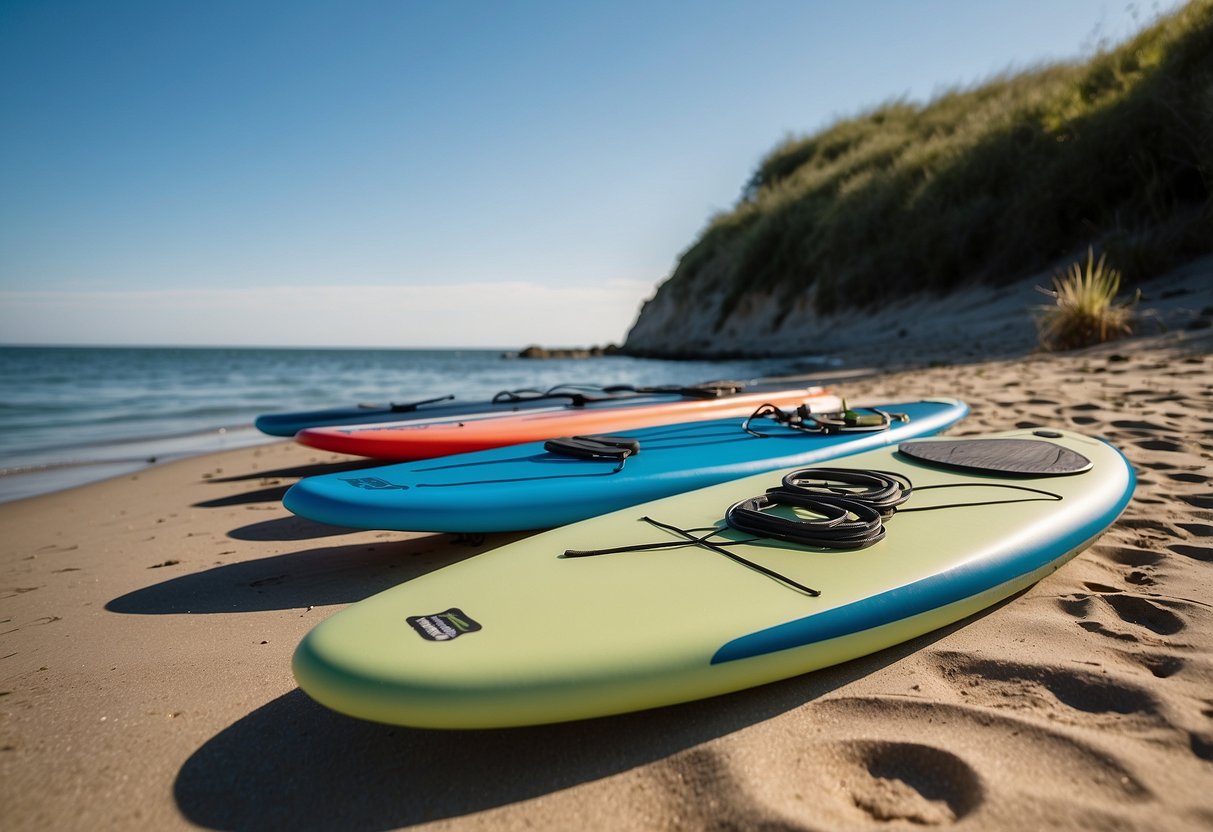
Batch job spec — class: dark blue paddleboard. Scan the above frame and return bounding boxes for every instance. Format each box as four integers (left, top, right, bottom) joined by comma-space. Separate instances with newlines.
255, 381, 764, 436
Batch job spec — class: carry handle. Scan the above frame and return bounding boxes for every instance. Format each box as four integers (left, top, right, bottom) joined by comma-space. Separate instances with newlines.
389, 394, 457, 412
544, 434, 641, 461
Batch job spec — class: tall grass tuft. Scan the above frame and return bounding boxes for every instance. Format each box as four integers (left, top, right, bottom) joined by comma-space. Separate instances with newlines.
1036, 248, 1135, 350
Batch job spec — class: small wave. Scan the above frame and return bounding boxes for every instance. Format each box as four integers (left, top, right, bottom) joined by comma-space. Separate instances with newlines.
0, 428, 277, 503
0, 455, 168, 477
1, 423, 262, 459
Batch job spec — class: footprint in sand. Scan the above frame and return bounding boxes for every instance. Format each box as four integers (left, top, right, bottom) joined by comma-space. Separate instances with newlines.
1111, 419, 1179, 433
657, 709, 993, 827
1098, 544, 1165, 568
1138, 460, 1177, 471
1135, 437, 1184, 452
932, 651, 1163, 728
828, 740, 981, 825
671, 712, 987, 828
1103, 594, 1187, 636
1115, 516, 1179, 536
1190, 733, 1213, 762
1167, 543, 1213, 562
1124, 569, 1157, 587
1075, 619, 1141, 643
1059, 588, 1189, 643
1057, 593, 1095, 618
1131, 651, 1185, 679
1178, 492, 1213, 509
771, 697, 1153, 828
1176, 521, 1213, 536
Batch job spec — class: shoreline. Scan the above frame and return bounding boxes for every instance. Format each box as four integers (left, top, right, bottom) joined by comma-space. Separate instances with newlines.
2, 322, 1211, 829
0, 425, 278, 506
0, 350, 838, 507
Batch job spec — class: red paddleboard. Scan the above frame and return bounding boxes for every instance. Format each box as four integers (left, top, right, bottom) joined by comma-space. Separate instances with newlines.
295, 387, 842, 460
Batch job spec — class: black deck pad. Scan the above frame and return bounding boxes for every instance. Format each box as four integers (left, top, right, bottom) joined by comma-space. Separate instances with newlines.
897, 437, 1092, 476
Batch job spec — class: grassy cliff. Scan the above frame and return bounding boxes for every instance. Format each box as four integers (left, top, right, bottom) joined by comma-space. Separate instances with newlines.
635, 1, 1212, 341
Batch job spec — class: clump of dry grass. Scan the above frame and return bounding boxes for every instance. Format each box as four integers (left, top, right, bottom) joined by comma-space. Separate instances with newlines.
1036, 248, 1135, 350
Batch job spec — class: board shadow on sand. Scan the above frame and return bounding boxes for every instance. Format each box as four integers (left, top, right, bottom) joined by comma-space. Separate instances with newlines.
204, 458, 386, 483
172, 607, 1006, 832
192, 484, 293, 508
225, 515, 365, 541
104, 533, 528, 615
192, 460, 394, 509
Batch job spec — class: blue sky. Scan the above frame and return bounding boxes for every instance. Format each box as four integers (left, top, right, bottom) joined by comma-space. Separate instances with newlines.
0, 0, 1180, 348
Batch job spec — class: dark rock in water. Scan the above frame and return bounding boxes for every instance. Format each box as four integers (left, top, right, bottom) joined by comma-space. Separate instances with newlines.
508, 344, 621, 360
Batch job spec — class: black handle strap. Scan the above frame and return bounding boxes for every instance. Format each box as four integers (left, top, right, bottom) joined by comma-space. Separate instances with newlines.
544, 434, 640, 461
492, 385, 624, 407
604, 380, 747, 399
494, 381, 751, 408
388, 394, 456, 412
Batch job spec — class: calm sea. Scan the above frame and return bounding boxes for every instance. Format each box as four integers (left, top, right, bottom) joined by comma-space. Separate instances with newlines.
0, 345, 829, 503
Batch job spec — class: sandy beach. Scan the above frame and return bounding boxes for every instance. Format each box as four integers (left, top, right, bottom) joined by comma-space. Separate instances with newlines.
3, 283, 1212, 830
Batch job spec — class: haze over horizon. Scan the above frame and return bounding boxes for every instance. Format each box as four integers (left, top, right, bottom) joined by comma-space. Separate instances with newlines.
0, 0, 1181, 349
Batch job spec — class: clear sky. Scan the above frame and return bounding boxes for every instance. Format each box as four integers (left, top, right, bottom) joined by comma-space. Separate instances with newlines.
0, 0, 1181, 348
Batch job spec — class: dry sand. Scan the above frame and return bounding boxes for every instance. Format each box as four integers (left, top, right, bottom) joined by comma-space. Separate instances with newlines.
2, 291, 1212, 829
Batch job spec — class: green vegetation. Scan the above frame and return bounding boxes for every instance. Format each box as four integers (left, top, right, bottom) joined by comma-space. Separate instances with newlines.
1036, 248, 1135, 350
659, 1, 1212, 332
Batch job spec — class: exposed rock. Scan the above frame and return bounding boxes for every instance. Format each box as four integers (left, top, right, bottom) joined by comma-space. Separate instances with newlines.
507, 344, 622, 360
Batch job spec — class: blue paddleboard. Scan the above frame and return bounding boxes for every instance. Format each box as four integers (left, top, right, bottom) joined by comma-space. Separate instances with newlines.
283, 398, 968, 532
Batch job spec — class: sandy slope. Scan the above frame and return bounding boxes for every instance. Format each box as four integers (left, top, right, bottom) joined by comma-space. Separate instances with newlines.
2, 326, 1211, 828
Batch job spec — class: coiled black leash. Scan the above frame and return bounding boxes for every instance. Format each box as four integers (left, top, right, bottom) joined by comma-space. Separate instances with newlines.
723, 469, 910, 550
726, 493, 887, 550
725, 467, 1062, 550
777, 468, 912, 516
742, 401, 907, 437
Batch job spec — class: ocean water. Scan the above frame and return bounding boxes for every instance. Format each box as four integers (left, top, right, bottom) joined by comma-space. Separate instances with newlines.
0, 345, 829, 503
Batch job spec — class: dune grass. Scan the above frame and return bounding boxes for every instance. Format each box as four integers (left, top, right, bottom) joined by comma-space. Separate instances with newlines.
651, 1, 1213, 334
1036, 248, 1135, 350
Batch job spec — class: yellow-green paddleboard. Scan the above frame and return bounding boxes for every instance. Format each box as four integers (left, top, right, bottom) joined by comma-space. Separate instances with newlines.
293, 428, 1134, 728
